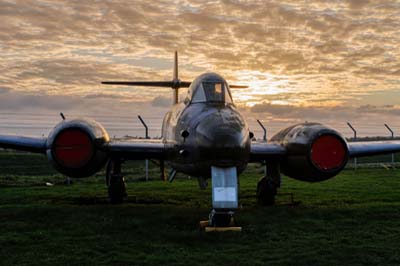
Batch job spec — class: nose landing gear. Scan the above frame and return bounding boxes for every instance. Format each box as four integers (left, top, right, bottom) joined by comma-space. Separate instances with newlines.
199, 166, 242, 232
208, 209, 236, 227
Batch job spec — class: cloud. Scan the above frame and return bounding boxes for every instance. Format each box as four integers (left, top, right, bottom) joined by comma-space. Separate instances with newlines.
0, 87, 12, 93
0, 88, 168, 123
84, 93, 124, 99
0, 89, 83, 111
151, 96, 171, 107
250, 102, 350, 120
0, 0, 399, 119
347, 0, 370, 9
250, 102, 400, 121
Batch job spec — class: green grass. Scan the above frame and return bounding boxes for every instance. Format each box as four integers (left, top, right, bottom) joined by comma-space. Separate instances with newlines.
1, 151, 400, 266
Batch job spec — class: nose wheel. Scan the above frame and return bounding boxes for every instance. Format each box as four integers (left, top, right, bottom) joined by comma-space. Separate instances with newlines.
106, 159, 127, 204
257, 163, 280, 206
208, 209, 236, 227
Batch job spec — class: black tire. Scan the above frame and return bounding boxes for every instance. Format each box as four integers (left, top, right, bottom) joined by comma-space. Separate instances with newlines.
257, 177, 277, 206
105, 159, 113, 187
106, 160, 127, 204
210, 212, 233, 227
108, 178, 126, 204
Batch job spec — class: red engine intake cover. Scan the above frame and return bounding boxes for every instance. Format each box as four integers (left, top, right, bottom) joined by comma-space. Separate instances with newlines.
53, 129, 93, 168
311, 135, 346, 170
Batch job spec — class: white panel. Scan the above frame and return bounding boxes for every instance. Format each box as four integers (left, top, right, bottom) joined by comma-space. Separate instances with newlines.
213, 187, 236, 202
211, 166, 238, 209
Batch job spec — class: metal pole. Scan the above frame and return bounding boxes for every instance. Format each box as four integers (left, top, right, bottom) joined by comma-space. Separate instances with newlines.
256, 119, 267, 176
138, 115, 149, 181
384, 123, 395, 164
256, 119, 267, 142
138, 115, 149, 139
347, 122, 357, 170
59, 112, 70, 185
347, 122, 357, 139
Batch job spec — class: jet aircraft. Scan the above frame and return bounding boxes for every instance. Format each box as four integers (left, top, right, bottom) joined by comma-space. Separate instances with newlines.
2, 52, 400, 225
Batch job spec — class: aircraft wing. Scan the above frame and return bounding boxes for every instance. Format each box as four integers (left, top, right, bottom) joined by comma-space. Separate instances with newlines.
348, 141, 400, 158
3, 134, 400, 162
249, 142, 286, 161
250, 140, 400, 162
0, 135, 47, 153
0, 134, 166, 160
106, 139, 166, 160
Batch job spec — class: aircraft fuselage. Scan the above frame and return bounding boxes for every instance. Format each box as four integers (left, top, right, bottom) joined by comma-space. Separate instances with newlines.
161, 74, 251, 178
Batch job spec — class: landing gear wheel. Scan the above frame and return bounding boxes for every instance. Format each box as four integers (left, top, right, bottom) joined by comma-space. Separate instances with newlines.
108, 175, 126, 204
209, 210, 235, 227
257, 177, 277, 206
106, 159, 127, 204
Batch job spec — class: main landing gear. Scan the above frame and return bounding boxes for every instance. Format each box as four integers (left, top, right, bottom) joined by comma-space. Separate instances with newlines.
257, 162, 281, 206
106, 159, 127, 204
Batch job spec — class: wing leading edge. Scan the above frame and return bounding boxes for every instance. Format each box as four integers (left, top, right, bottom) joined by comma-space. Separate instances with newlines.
107, 139, 166, 160
0, 134, 166, 160
250, 140, 400, 161
0, 135, 47, 153
348, 140, 400, 158
2, 134, 400, 162
249, 142, 286, 162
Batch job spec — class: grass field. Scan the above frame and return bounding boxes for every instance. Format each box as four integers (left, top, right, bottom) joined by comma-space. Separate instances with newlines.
1, 151, 400, 266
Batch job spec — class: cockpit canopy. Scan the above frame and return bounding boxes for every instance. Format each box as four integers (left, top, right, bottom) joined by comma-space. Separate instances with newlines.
185, 73, 233, 104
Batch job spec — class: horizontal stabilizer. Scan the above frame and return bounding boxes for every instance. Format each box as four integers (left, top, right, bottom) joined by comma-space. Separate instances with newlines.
102, 81, 247, 89
102, 81, 191, 88
230, 85, 248, 89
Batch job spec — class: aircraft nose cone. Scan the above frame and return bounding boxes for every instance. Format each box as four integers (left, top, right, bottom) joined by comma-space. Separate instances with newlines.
197, 121, 245, 148
195, 108, 250, 163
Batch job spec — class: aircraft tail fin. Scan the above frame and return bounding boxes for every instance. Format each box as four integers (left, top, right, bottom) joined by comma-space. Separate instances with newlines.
173, 51, 178, 81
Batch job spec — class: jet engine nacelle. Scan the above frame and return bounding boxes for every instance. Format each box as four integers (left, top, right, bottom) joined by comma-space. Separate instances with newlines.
270, 123, 349, 182
46, 118, 110, 178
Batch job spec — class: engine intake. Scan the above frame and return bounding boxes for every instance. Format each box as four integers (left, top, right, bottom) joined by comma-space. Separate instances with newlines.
270, 123, 349, 182
46, 118, 110, 178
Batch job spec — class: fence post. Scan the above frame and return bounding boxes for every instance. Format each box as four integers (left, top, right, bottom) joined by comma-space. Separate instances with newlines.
59, 112, 70, 184
256, 119, 267, 142
138, 115, 149, 181
347, 122, 357, 170
256, 119, 267, 176
384, 123, 395, 165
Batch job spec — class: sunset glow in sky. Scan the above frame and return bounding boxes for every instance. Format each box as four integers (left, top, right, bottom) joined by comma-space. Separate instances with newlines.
1, 0, 400, 137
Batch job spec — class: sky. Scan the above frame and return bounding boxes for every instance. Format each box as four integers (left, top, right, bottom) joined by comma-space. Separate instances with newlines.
0, 0, 400, 138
